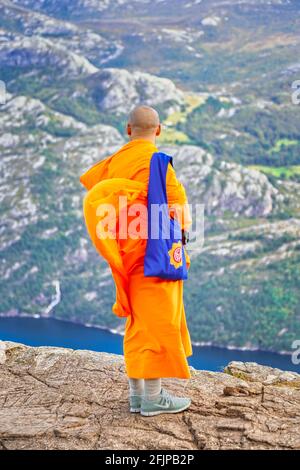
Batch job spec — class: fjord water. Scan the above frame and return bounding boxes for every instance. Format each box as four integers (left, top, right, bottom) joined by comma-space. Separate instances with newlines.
0, 316, 299, 373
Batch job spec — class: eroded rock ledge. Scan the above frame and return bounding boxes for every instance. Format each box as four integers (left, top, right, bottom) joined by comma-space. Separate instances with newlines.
0, 340, 299, 450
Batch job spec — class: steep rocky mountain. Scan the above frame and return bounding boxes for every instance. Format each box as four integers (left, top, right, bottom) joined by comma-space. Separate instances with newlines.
8, 0, 295, 21
162, 145, 282, 217
0, 0, 122, 66
0, 0, 299, 353
85, 68, 185, 115
0, 35, 99, 77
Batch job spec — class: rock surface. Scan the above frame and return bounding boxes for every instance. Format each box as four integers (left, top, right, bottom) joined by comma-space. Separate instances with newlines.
0, 1, 121, 66
0, 341, 300, 450
0, 35, 99, 77
89, 68, 185, 115
162, 144, 280, 217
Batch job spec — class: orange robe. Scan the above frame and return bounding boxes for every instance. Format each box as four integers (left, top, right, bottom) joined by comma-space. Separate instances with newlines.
80, 139, 193, 379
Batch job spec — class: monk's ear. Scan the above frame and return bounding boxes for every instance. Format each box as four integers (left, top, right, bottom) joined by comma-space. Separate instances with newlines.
156, 124, 161, 136
127, 123, 132, 136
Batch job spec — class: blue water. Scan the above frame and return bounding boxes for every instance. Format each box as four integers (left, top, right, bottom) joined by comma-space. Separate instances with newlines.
0, 316, 299, 373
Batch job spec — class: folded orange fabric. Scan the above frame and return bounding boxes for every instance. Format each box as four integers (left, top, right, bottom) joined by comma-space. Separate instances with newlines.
80, 139, 193, 378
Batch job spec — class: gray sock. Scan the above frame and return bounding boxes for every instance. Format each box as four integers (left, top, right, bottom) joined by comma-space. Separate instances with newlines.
144, 378, 162, 400
128, 378, 144, 396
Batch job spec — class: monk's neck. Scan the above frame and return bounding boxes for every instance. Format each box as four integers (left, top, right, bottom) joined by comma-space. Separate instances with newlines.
129, 136, 157, 146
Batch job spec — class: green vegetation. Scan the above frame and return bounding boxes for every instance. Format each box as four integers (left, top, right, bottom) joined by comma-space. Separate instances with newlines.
249, 165, 300, 181
185, 252, 300, 351
183, 101, 300, 166
1, 0, 300, 354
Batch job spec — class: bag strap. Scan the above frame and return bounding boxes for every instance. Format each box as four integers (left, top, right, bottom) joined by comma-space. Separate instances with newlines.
147, 152, 173, 206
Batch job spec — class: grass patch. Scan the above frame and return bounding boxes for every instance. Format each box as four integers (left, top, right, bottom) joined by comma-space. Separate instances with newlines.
248, 165, 300, 179
270, 139, 298, 153
158, 127, 190, 144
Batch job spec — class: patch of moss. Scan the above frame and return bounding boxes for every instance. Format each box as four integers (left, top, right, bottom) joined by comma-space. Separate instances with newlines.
224, 368, 252, 382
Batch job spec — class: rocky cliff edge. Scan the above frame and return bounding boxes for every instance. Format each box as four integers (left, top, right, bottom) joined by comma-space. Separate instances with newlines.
0, 340, 300, 450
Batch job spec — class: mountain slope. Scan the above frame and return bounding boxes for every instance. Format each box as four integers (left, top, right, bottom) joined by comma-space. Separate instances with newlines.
0, 0, 299, 353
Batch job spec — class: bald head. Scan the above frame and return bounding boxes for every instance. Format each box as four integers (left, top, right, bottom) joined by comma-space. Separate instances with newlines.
127, 105, 161, 142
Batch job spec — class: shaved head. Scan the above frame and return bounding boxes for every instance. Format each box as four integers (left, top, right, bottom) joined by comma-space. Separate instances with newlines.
127, 105, 161, 142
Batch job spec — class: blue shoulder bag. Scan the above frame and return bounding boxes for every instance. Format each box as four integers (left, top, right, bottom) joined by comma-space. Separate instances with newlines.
144, 152, 188, 280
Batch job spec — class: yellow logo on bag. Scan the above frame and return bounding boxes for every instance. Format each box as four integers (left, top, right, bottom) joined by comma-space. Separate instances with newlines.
168, 242, 183, 269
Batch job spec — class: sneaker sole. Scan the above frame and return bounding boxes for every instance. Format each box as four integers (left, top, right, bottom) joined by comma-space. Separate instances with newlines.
130, 407, 141, 413
140, 402, 191, 417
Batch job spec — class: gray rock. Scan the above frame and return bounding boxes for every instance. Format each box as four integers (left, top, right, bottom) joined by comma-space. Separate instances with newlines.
92, 68, 185, 115
0, 341, 300, 450
0, 35, 98, 77
163, 144, 279, 217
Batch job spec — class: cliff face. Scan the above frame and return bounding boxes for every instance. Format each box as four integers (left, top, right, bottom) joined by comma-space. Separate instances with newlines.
0, 340, 300, 450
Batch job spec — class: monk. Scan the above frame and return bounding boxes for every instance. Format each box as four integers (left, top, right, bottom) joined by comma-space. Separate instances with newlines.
80, 105, 193, 416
